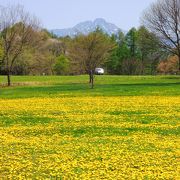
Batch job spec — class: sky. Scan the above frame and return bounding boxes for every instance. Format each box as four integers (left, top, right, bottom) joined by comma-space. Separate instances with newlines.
0, 0, 156, 30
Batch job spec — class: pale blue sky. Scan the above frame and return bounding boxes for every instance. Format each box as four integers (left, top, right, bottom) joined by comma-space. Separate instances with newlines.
0, 0, 156, 30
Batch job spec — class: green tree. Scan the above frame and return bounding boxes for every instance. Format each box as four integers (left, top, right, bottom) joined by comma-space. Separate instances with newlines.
17, 31, 66, 76
120, 28, 142, 75
69, 30, 115, 88
53, 55, 69, 75
106, 31, 130, 74
125, 28, 140, 58
137, 26, 163, 74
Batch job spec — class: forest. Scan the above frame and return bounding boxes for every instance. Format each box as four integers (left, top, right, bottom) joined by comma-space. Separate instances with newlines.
0, 0, 179, 86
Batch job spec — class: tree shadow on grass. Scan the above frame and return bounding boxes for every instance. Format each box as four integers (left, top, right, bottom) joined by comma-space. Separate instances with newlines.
94, 82, 180, 95
0, 81, 179, 98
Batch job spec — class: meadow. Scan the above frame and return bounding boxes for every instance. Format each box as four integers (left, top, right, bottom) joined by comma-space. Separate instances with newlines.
0, 75, 180, 179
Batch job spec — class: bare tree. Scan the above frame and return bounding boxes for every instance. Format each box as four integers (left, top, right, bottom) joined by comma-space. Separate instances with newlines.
69, 31, 115, 88
0, 4, 40, 86
142, 0, 180, 72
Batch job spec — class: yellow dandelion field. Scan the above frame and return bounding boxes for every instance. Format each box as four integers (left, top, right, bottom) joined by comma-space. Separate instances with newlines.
0, 96, 180, 179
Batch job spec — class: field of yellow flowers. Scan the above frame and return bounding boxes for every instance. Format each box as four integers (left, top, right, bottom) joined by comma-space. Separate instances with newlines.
0, 95, 179, 179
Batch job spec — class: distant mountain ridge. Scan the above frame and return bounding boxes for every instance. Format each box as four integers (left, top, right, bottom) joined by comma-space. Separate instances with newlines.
51, 18, 121, 37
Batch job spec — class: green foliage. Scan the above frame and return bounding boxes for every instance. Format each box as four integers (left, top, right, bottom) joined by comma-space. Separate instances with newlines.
107, 31, 130, 74
107, 29, 141, 75
125, 27, 140, 58
107, 27, 163, 75
0, 23, 166, 76
137, 26, 164, 74
53, 55, 70, 75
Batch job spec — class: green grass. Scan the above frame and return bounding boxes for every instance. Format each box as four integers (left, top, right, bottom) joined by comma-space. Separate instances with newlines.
0, 75, 180, 98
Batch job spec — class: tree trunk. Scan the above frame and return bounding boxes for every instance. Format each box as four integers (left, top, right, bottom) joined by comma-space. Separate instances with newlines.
7, 73, 11, 86
91, 73, 94, 89
89, 70, 94, 89
178, 54, 180, 74
150, 63, 153, 75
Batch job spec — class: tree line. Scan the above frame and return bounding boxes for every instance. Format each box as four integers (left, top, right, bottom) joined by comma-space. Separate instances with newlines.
0, 0, 179, 86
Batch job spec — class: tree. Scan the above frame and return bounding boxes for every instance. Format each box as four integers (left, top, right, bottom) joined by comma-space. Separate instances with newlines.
8, 30, 58, 76
121, 58, 142, 75
106, 31, 130, 74
0, 39, 3, 69
137, 26, 163, 74
37, 38, 66, 75
0, 5, 40, 86
142, 0, 180, 72
125, 28, 140, 58
157, 55, 179, 74
53, 55, 70, 75
69, 30, 115, 88
123, 28, 142, 74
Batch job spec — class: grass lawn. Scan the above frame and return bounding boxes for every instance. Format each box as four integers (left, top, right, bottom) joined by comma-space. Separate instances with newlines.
0, 75, 180, 179
0, 75, 180, 98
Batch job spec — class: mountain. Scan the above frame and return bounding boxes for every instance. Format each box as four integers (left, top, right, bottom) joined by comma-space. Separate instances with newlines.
51, 18, 121, 37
